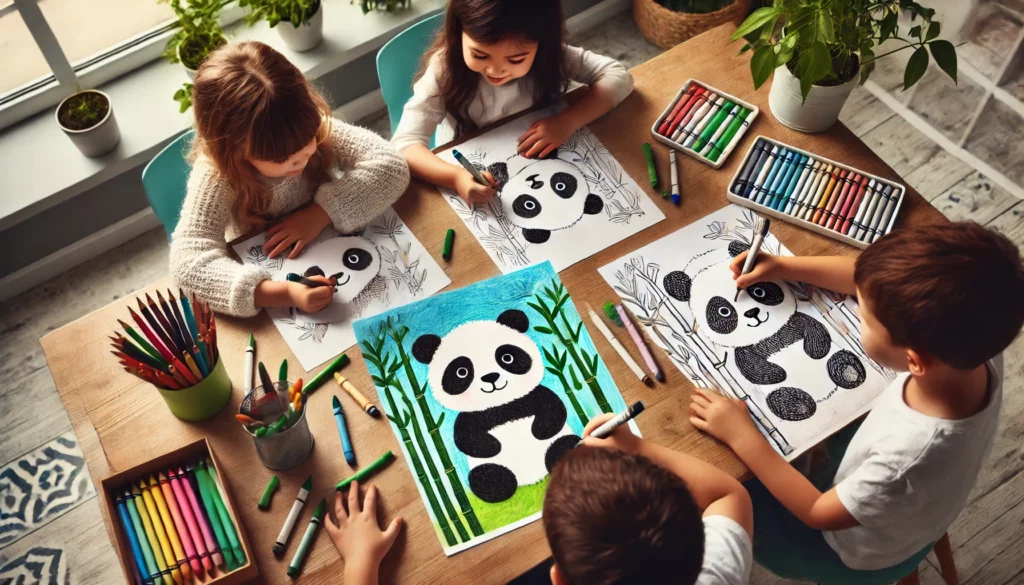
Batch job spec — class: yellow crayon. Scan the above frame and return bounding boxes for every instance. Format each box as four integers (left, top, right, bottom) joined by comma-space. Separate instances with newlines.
140, 480, 183, 585
149, 476, 191, 582
133, 484, 174, 585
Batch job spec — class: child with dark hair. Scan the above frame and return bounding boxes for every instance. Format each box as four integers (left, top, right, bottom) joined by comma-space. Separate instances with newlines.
543, 414, 753, 585
392, 0, 633, 205
690, 222, 1024, 580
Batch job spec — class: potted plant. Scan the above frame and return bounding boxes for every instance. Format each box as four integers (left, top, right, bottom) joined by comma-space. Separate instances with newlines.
162, 0, 227, 79
358, 0, 411, 12
55, 89, 121, 157
733, 0, 958, 132
241, 0, 323, 52
633, 0, 751, 49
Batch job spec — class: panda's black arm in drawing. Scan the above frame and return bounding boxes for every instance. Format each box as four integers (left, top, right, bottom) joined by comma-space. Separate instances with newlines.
525, 385, 568, 440
452, 386, 567, 458
734, 313, 833, 385
454, 413, 503, 459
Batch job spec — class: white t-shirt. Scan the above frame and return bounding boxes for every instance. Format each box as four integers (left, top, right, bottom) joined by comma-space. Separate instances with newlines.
823, 357, 1003, 570
696, 516, 753, 585
391, 45, 634, 151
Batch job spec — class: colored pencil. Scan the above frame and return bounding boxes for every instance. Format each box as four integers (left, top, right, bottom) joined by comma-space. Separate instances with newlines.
155, 291, 187, 355
118, 319, 169, 367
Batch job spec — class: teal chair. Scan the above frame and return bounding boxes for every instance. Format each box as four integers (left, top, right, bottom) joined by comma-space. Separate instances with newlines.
376, 12, 444, 146
142, 130, 195, 241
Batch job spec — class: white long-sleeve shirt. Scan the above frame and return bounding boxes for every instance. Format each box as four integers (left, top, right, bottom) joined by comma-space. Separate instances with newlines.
391, 45, 634, 151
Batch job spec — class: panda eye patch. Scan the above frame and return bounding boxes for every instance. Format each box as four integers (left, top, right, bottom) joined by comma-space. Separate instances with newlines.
746, 282, 784, 306
550, 172, 577, 199
512, 195, 542, 218
495, 344, 531, 375
706, 296, 738, 334
441, 356, 474, 395
342, 248, 374, 271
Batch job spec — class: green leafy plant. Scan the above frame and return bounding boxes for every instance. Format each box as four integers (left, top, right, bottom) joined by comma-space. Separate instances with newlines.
161, 0, 226, 69
654, 0, 735, 14
357, 0, 411, 14
240, 0, 320, 28
58, 92, 109, 130
732, 0, 958, 101
173, 83, 193, 113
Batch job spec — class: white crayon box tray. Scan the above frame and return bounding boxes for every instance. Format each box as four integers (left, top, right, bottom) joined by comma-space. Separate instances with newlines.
726, 135, 907, 250
650, 78, 760, 169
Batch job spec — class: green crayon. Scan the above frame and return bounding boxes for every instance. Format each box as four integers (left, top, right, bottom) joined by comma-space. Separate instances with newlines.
278, 359, 288, 383
642, 143, 658, 187
336, 451, 396, 491
286, 499, 326, 578
442, 228, 455, 261
693, 100, 735, 152
303, 353, 349, 397
190, 464, 236, 569
708, 107, 751, 163
259, 476, 280, 510
197, 461, 246, 568
263, 414, 289, 438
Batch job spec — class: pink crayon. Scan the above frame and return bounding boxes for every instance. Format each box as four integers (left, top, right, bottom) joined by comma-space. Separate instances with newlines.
169, 468, 217, 572
159, 472, 204, 578
177, 467, 224, 568
661, 86, 706, 136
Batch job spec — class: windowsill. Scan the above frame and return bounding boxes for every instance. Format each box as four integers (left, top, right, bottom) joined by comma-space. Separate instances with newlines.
0, 0, 446, 232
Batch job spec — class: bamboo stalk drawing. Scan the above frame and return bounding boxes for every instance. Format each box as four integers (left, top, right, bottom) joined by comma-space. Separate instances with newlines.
385, 319, 485, 537
528, 280, 612, 414
542, 345, 589, 428
361, 327, 460, 546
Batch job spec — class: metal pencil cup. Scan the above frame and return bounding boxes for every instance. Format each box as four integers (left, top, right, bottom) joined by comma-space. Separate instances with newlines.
241, 381, 314, 470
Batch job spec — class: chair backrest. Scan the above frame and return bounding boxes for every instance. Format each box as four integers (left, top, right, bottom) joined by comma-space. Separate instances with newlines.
142, 130, 195, 241
376, 12, 444, 147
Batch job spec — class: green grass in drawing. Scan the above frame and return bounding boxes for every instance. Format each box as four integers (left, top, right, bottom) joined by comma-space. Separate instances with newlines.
466, 478, 549, 533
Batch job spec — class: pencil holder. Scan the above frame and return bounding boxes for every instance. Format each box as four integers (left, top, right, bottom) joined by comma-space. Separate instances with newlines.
156, 359, 232, 422
241, 381, 314, 470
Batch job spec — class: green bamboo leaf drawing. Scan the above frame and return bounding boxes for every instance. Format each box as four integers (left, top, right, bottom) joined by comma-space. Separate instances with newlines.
435, 412, 445, 427
569, 365, 582, 390
534, 326, 554, 335
526, 301, 550, 319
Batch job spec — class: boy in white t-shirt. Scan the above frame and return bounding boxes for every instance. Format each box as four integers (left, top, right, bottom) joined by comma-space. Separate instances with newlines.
689, 222, 1024, 579
543, 414, 753, 585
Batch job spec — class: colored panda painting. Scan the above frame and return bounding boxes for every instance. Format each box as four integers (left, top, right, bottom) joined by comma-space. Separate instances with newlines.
597, 206, 897, 460
353, 262, 635, 555
233, 208, 451, 370
437, 104, 664, 273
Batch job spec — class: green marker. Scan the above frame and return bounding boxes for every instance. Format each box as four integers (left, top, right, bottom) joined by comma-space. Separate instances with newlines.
286, 499, 326, 578
708, 107, 751, 163
197, 461, 245, 568
336, 451, 396, 491
278, 359, 288, 383
303, 353, 349, 397
642, 143, 658, 188
693, 100, 735, 152
442, 228, 455, 261
259, 476, 280, 510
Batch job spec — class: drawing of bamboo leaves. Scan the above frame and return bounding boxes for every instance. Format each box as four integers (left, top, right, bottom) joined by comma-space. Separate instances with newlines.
385, 319, 485, 537
542, 345, 588, 428
361, 326, 460, 546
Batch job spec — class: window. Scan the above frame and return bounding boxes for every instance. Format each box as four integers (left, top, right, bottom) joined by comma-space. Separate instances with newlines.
0, 4, 52, 96
37, 0, 174, 66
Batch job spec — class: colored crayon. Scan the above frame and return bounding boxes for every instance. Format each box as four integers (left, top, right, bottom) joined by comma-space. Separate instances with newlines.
278, 359, 288, 383
774, 153, 808, 210
303, 353, 350, 397
693, 100, 735, 152
274, 476, 312, 557
747, 145, 780, 200
658, 85, 702, 135
125, 489, 162, 584
803, 164, 835, 221
673, 92, 718, 142
791, 161, 825, 216
642, 143, 658, 187
158, 472, 204, 579
133, 485, 174, 585
838, 175, 869, 233
708, 107, 751, 162
139, 480, 183, 585
825, 173, 857, 229
442, 228, 455, 261
257, 361, 276, 395
823, 171, 855, 227
784, 157, 815, 215
810, 168, 842, 223
259, 476, 280, 510
336, 451, 396, 491
667, 87, 709, 138
732, 139, 768, 196
850, 179, 881, 240
332, 395, 356, 466
243, 333, 255, 394
168, 470, 213, 574
766, 152, 801, 209
117, 493, 155, 585
176, 466, 223, 568
669, 150, 680, 205
698, 103, 739, 156
334, 372, 380, 417
286, 499, 326, 578
684, 95, 724, 148
871, 185, 899, 242
759, 149, 793, 205
197, 461, 245, 568
148, 476, 191, 582
188, 465, 235, 570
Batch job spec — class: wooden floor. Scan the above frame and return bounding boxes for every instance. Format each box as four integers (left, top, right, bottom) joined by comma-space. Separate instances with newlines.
1, 14, 1022, 585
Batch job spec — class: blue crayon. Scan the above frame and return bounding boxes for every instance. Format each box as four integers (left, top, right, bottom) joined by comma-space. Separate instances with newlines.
775, 153, 808, 210
769, 153, 803, 209
117, 494, 155, 585
760, 150, 793, 205
745, 145, 779, 200
753, 148, 785, 204
332, 395, 356, 466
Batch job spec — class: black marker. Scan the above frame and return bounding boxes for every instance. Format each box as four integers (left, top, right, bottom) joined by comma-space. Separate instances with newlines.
580, 401, 645, 446
735, 218, 771, 302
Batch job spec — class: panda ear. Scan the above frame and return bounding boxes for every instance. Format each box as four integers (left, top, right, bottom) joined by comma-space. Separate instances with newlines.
663, 271, 692, 302
497, 309, 530, 333
412, 334, 442, 364
728, 241, 751, 258
486, 162, 508, 189
522, 228, 550, 244
584, 194, 603, 215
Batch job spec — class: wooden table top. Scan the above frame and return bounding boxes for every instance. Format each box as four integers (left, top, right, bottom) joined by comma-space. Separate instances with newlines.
40, 23, 944, 585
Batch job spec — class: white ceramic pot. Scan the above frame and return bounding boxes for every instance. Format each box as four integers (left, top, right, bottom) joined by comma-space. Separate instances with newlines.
277, 3, 323, 52
768, 63, 859, 133
56, 90, 121, 157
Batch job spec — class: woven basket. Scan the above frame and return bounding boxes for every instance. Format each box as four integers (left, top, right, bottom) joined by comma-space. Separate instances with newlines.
633, 0, 752, 49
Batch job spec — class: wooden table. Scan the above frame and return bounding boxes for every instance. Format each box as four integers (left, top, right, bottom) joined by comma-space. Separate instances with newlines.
41, 24, 944, 585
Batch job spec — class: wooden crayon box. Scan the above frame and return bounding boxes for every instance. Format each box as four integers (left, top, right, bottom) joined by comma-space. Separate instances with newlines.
100, 438, 259, 585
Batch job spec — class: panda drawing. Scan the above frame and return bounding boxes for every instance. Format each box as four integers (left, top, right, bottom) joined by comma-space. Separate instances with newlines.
662, 241, 868, 422
412, 309, 580, 504
486, 150, 604, 244
280, 235, 386, 323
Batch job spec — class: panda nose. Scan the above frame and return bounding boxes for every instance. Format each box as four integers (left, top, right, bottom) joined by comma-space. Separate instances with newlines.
481, 372, 500, 384
744, 308, 760, 319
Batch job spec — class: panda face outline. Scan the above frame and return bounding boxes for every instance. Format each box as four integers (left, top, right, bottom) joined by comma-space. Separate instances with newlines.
280, 235, 381, 304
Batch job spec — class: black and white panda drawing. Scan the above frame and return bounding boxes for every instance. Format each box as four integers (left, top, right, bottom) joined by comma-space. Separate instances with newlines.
281, 235, 387, 323
486, 150, 604, 244
412, 309, 580, 504
663, 241, 868, 422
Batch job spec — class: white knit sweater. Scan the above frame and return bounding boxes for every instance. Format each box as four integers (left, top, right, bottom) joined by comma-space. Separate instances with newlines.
170, 119, 410, 317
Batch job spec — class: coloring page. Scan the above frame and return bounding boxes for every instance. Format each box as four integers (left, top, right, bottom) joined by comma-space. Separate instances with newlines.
437, 105, 665, 273
353, 262, 636, 555
598, 206, 897, 460
233, 208, 451, 371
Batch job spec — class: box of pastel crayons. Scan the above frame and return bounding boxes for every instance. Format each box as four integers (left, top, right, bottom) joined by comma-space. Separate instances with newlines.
650, 79, 760, 168
726, 136, 906, 250
101, 438, 258, 585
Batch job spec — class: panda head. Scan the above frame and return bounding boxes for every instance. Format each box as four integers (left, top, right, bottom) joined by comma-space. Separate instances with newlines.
412, 309, 542, 412
280, 235, 381, 303
486, 150, 604, 244
662, 241, 797, 348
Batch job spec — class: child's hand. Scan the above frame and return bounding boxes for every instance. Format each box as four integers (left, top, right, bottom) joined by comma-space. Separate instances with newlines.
730, 250, 786, 289
454, 169, 496, 204
517, 115, 576, 159
265, 204, 332, 259
582, 413, 642, 454
325, 481, 403, 583
288, 278, 336, 313
689, 388, 761, 449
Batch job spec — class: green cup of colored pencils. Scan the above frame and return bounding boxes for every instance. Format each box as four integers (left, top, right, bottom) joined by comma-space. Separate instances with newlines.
237, 361, 314, 470
111, 289, 231, 422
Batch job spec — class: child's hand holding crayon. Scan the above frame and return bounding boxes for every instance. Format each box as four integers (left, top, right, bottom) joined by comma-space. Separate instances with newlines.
582, 413, 642, 454
289, 276, 336, 313
730, 250, 787, 289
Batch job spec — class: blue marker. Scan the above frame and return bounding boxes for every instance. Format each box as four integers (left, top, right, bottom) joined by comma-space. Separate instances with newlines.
670, 151, 681, 206
332, 395, 356, 466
